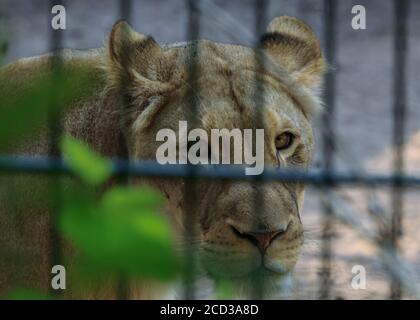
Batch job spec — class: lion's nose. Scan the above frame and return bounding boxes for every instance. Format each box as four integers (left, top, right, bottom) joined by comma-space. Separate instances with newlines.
247, 231, 284, 252
230, 224, 288, 253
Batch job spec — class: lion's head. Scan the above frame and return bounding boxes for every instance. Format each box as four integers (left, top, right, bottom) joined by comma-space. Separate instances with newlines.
104, 16, 325, 291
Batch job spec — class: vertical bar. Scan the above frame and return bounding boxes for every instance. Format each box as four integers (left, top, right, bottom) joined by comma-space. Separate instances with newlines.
251, 0, 268, 300
183, 0, 200, 300
0, 16, 6, 64
48, 0, 64, 297
390, 0, 408, 300
116, 0, 132, 300
119, 0, 132, 24
319, 0, 336, 300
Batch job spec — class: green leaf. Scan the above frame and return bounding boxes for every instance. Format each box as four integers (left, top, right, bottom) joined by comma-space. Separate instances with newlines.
60, 186, 178, 280
6, 288, 50, 300
215, 280, 235, 300
101, 186, 164, 211
61, 135, 112, 186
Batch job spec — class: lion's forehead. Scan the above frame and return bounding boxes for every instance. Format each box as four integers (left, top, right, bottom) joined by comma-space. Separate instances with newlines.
165, 39, 255, 66
164, 39, 322, 119
164, 40, 311, 124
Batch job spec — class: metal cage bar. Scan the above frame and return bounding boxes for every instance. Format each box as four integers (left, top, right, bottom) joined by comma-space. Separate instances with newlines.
1, 156, 420, 186
250, 0, 269, 300
390, 0, 409, 300
119, 0, 132, 24
319, 0, 336, 299
115, 0, 133, 300
182, 0, 201, 300
48, 0, 65, 297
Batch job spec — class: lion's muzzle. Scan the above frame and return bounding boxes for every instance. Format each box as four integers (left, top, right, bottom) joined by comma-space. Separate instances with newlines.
198, 182, 304, 279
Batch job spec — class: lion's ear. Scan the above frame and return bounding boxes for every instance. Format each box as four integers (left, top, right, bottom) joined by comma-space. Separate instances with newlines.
107, 20, 166, 87
261, 16, 326, 90
107, 21, 176, 131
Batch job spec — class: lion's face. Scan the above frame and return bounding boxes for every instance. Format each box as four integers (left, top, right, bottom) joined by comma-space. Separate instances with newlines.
105, 17, 325, 286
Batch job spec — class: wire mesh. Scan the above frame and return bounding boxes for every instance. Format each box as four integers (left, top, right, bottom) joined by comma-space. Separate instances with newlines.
0, 0, 416, 300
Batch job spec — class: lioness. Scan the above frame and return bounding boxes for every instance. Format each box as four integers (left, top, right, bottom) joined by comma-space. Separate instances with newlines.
0, 16, 325, 299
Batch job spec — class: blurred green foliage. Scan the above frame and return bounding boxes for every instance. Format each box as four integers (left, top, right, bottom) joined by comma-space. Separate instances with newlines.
0, 49, 180, 297
6, 288, 50, 301
61, 134, 179, 282
61, 136, 112, 186
215, 280, 234, 300
60, 185, 178, 280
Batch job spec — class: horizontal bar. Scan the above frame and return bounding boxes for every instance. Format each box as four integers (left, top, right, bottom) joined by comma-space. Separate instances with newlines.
0, 155, 420, 187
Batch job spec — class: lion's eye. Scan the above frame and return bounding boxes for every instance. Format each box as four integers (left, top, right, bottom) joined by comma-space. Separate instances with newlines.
275, 132, 294, 151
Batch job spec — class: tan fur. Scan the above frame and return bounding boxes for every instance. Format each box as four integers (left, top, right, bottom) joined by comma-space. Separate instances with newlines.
0, 16, 325, 299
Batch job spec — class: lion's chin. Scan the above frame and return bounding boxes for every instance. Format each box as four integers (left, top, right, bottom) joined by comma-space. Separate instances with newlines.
206, 266, 292, 298
210, 266, 289, 280
201, 257, 291, 281
191, 254, 296, 298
